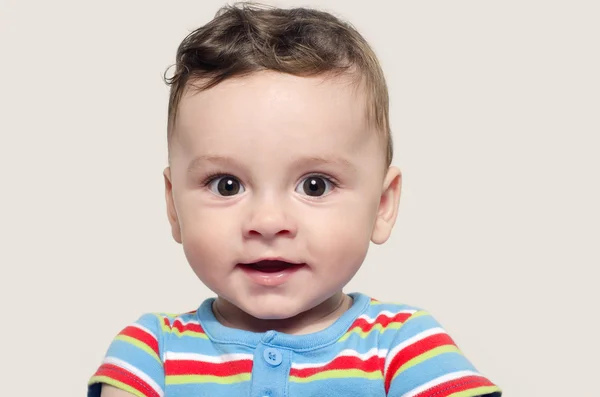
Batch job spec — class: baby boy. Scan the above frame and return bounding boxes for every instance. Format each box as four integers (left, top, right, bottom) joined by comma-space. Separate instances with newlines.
88, 3, 501, 397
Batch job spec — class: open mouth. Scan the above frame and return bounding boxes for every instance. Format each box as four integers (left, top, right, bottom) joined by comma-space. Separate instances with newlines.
239, 260, 303, 273
238, 259, 305, 286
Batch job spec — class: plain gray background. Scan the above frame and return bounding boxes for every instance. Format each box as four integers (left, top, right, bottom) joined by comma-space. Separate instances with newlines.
1, 1, 598, 396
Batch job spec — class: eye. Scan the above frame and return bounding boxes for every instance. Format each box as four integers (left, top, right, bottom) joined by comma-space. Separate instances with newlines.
295, 175, 335, 197
207, 175, 245, 196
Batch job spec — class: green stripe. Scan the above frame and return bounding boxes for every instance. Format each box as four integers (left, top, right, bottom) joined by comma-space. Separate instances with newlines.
116, 335, 161, 364
404, 310, 429, 322
448, 385, 502, 397
166, 373, 251, 385
339, 323, 401, 342
89, 376, 146, 397
392, 345, 463, 380
291, 369, 383, 383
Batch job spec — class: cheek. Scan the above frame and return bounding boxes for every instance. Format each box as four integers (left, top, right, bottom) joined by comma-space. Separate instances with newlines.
176, 202, 237, 268
303, 198, 377, 267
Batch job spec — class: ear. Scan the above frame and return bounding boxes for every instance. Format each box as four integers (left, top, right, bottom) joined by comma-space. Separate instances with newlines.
163, 167, 182, 244
371, 166, 402, 245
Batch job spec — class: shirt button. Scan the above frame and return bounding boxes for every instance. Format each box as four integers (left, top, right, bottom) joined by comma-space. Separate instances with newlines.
263, 347, 282, 366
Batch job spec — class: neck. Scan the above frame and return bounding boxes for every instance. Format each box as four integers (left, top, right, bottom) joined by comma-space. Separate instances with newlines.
213, 292, 353, 335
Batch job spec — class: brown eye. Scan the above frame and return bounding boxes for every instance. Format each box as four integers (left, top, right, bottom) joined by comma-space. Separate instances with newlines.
209, 176, 244, 196
296, 176, 334, 197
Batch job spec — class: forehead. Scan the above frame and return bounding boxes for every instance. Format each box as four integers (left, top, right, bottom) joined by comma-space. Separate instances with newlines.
172, 71, 379, 163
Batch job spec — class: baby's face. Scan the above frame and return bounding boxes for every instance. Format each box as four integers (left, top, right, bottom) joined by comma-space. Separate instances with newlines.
165, 71, 400, 322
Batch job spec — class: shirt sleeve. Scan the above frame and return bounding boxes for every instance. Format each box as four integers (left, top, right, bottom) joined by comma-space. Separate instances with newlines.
87, 313, 165, 397
383, 310, 502, 397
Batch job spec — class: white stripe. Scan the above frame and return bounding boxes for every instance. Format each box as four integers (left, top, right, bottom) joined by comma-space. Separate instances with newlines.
384, 327, 447, 374
104, 356, 164, 397
291, 348, 388, 370
164, 352, 253, 363
170, 317, 200, 327
401, 370, 482, 397
358, 310, 417, 323
130, 323, 157, 341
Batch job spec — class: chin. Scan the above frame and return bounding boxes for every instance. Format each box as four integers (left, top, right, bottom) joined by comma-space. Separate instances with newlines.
241, 300, 305, 321
246, 307, 299, 321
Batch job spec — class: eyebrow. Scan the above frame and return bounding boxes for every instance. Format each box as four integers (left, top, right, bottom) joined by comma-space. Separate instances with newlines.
187, 155, 239, 173
187, 154, 356, 173
294, 156, 356, 172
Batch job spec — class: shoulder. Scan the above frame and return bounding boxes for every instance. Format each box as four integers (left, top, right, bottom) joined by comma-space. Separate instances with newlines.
117, 310, 200, 347
132, 309, 211, 349
90, 310, 196, 369
359, 296, 422, 321
344, 295, 424, 339
87, 309, 205, 397
358, 297, 502, 397
338, 294, 429, 353
357, 297, 465, 374
352, 295, 451, 337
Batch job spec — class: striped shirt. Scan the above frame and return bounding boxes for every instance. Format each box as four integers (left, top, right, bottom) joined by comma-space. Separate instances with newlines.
87, 292, 501, 397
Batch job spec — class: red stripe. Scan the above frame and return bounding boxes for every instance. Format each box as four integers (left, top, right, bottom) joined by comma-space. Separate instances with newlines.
94, 363, 160, 397
164, 317, 205, 335
120, 326, 159, 356
413, 375, 496, 397
290, 355, 384, 378
165, 359, 253, 377
349, 312, 413, 334
384, 333, 456, 392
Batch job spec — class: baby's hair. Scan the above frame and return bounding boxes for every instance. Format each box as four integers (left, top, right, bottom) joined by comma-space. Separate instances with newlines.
164, 2, 393, 165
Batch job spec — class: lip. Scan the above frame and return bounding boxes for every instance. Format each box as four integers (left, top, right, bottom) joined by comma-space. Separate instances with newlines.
238, 258, 305, 287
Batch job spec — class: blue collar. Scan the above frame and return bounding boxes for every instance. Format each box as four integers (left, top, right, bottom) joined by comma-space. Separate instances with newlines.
196, 292, 370, 351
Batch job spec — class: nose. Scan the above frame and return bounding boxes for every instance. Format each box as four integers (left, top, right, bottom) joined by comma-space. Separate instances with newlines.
242, 195, 297, 239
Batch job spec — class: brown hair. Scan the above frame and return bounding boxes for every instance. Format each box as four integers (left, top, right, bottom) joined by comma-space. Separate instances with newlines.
164, 2, 393, 165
